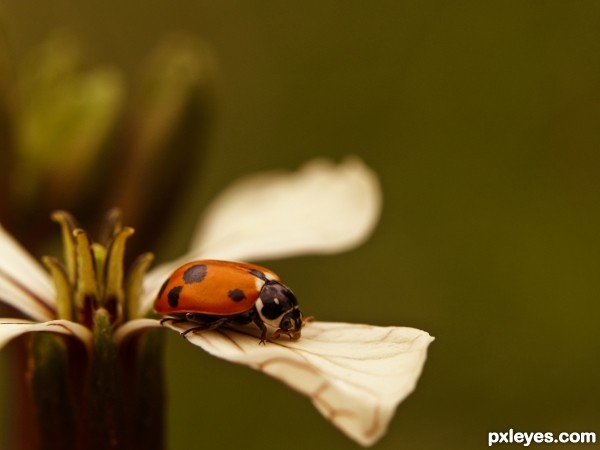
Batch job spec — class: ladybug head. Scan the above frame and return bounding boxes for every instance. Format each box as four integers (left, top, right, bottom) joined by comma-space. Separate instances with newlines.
256, 281, 303, 340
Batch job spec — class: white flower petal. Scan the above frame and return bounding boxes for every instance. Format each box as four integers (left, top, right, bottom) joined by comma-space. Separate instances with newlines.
0, 319, 92, 351
164, 320, 433, 447
113, 318, 162, 345
0, 224, 55, 320
137, 157, 381, 317
138, 262, 181, 317
189, 157, 382, 261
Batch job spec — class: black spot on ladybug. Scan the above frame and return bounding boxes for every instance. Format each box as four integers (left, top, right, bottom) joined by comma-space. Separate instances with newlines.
168, 286, 183, 308
249, 269, 268, 282
260, 300, 285, 320
228, 289, 246, 302
183, 264, 207, 284
157, 278, 169, 299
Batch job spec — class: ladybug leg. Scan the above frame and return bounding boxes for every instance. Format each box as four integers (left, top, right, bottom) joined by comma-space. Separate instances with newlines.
272, 329, 291, 340
302, 315, 315, 326
181, 314, 229, 337
160, 316, 188, 327
252, 316, 269, 345
160, 317, 187, 325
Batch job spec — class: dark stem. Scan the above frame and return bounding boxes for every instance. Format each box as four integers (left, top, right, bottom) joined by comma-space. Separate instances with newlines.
23, 311, 166, 449
121, 328, 166, 449
88, 309, 123, 450
29, 333, 79, 450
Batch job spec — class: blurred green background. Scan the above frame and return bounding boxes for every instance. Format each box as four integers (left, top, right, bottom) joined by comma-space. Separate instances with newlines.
2, 1, 600, 449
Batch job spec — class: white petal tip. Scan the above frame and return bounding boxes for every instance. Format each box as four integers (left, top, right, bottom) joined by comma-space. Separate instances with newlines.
189, 156, 382, 261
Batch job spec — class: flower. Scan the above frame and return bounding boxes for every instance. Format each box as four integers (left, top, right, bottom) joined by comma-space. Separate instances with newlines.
0, 157, 433, 447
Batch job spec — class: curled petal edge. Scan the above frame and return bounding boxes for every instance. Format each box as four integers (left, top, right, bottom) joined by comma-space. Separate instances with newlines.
113, 318, 163, 345
0, 319, 93, 352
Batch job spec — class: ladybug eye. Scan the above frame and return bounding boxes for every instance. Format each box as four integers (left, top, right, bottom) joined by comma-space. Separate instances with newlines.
280, 317, 292, 330
278, 309, 302, 331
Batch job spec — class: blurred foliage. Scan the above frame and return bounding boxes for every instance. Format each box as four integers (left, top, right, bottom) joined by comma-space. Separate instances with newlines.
0, 24, 214, 259
13, 33, 122, 209
2, 1, 600, 450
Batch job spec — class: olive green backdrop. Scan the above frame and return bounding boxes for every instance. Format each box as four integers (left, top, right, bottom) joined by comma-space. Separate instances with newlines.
2, 1, 600, 449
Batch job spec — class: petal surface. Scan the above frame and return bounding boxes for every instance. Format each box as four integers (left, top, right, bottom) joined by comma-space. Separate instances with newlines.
0, 224, 55, 320
0, 319, 92, 351
164, 320, 433, 446
189, 157, 382, 261
138, 263, 179, 317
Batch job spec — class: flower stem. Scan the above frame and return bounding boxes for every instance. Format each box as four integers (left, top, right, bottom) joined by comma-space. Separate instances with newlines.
88, 308, 123, 450
122, 328, 166, 449
88, 309, 166, 450
29, 333, 78, 450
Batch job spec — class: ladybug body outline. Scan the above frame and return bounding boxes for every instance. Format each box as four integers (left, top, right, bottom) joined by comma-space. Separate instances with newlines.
154, 260, 304, 343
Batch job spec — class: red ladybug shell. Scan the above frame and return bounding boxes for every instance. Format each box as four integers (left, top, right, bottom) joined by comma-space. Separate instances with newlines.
154, 260, 280, 316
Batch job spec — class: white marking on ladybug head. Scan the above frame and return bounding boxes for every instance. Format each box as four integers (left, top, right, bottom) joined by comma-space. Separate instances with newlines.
255, 297, 286, 328
255, 298, 263, 312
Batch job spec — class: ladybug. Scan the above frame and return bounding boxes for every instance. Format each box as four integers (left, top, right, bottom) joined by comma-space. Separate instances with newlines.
154, 260, 304, 343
